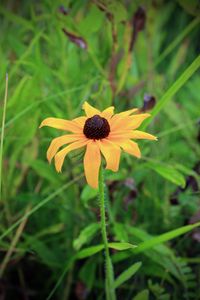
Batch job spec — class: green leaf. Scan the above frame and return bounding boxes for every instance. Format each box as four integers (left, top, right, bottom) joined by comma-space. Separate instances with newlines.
30, 159, 61, 186
114, 223, 129, 242
178, 0, 200, 16
107, 1, 127, 23
76, 245, 104, 259
112, 223, 200, 281
78, 4, 104, 36
25, 237, 61, 268
114, 262, 142, 288
146, 162, 186, 187
109, 242, 137, 251
81, 185, 98, 206
35, 223, 64, 238
76, 242, 136, 259
73, 223, 99, 250
79, 258, 97, 290
133, 289, 149, 300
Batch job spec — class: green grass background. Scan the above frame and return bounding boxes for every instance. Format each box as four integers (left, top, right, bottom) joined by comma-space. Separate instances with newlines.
0, 1, 200, 299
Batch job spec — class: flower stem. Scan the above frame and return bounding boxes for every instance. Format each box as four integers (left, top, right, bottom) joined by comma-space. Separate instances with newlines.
99, 165, 116, 300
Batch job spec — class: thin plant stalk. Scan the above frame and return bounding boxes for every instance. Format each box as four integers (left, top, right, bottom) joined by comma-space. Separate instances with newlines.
0, 74, 8, 200
99, 165, 116, 300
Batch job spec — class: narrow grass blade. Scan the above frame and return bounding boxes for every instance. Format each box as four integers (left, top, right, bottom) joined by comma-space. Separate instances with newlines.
134, 222, 200, 254
114, 262, 142, 288
0, 174, 83, 241
155, 17, 200, 66
0, 74, 8, 200
142, 54, 200, 129
112, 222, 200, 263
1, 84, 85, 131
133, 289, 149, 300
46, 258, 74, 300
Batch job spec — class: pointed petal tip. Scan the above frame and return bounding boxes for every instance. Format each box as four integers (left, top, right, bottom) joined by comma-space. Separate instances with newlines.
55, 162, 62, 172
39, 122, 43, 128
55, 163, 62, 172
147, 135, 158, 141
39, 118, 50, 128
137, 150, 142, 159
56, 167, 62, 173
145, 113, 151, 118
47, 157, 52, 164
54, 157, 61, 172
82, 101, 88, 109
47, 150, 54, 163
135, 150, 141, 159
105, 166, 118, 172
150, 135, 158, 141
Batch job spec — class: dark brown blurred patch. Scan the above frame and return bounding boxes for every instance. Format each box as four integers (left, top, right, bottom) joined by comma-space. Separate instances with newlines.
62, 28, 87, 49
132, 6, 146, 31
109, 50, 124, 96
141, 94, 156, 112
170, 162, 200, 205
0, 279, 6, 300
75, 281, 88, 300
58, 5, 69, 16
189, 210, 200, 243
129, 6, 146, 51
107, 178, 138, 210
123, 178, 138, 209
197, 120, 200, 143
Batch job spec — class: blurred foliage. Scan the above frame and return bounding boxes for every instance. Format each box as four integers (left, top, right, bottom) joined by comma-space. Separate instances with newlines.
0, 0, 200, 299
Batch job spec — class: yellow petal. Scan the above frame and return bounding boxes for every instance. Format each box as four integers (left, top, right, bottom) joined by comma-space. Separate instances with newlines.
108, 137, 141, 158
98, 139, 121, 172
128, 130, 157, 140
109, 108, 138, 126
39, 117, 82, 133
110, 114, 150, 131
83, 141, 101, 189
101, 106, 114, 119
126, 114, 151, 130
82, 101, 101, 117
73, 116, 87, 128
47, 134, 84, 163
54, 139, 88, 172
115, 108, 138, 117
109, 130, 157, 140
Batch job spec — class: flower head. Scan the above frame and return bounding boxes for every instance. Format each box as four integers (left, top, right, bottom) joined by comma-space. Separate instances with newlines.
39, 102, 157, 188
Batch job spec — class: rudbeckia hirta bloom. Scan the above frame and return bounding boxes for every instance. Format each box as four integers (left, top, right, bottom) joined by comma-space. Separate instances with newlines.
40, 102, 157, 188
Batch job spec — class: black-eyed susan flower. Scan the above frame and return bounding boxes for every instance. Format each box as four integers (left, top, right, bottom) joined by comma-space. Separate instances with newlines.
39, 102, 157, 188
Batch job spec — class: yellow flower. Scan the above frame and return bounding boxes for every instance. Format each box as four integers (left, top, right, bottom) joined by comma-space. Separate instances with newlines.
40, 102, 157, 188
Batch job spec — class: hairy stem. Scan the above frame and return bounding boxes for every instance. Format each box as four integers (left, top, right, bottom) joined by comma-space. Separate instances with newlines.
99, 165, 116, 300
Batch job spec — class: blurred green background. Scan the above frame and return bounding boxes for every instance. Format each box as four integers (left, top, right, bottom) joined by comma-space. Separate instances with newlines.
0, 0, 200, 299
